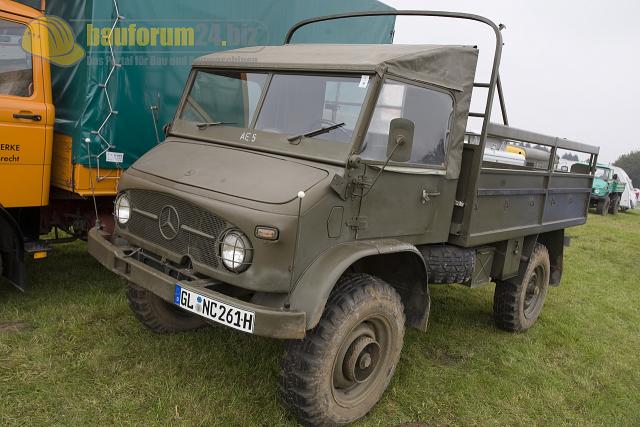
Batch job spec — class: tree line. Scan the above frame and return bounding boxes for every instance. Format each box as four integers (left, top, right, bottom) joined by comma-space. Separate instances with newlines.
614, 151, 640, 186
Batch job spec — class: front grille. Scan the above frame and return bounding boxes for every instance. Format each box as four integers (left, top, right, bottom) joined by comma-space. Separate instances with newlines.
127, 190, 228, 269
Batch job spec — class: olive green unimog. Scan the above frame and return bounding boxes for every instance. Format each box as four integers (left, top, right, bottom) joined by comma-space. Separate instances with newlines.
88, 11, 600, 426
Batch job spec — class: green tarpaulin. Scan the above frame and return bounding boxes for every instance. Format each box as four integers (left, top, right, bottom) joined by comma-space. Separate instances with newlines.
45, 0, 395, 168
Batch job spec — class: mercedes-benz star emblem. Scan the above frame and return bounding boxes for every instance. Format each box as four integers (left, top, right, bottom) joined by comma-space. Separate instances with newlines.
159, 205, 180, 240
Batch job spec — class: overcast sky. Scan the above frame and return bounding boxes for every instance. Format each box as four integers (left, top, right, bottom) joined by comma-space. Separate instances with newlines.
382, 0, 640, 162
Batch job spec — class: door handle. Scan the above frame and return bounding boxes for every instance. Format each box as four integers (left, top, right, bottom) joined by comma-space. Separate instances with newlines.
13, 113, 42, 121
422, 190, 441, 204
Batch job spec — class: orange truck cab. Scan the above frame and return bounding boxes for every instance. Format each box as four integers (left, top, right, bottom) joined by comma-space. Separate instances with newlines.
1, 0, 112, 290
0, 0, 53, 288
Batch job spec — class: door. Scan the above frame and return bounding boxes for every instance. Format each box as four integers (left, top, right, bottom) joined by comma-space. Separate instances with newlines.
0, 11, 53, 208
355, 79, 458, 242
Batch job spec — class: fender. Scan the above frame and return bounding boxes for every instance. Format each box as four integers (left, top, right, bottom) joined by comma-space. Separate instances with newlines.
0, 206, 26, 291
289, 239, 429, 330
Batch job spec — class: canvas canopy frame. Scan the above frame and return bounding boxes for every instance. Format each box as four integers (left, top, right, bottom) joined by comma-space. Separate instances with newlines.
284, 9, 509, 152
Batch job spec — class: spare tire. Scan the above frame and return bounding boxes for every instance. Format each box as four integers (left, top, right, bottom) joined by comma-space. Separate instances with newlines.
419, 245, 475, 284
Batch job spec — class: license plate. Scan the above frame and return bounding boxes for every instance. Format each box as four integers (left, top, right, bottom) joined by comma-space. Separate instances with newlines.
174, 285, 255, 334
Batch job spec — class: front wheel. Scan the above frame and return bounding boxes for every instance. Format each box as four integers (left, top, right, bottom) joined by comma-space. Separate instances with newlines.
125, 282, 207, 333
279, 274, 405, 426
493, 244, 550, 332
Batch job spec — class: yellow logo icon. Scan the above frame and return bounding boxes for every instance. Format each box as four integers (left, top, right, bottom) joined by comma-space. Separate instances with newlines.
22, 16, 85, 67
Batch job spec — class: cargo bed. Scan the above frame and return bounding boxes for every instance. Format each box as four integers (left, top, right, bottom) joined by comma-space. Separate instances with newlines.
450, 124, 599, 247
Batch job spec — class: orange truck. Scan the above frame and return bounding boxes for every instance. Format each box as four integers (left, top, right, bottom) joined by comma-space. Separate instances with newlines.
1, 0, 115, 290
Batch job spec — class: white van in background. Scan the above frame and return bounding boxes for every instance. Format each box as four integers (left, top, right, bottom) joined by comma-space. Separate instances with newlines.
611, 166, 637, 210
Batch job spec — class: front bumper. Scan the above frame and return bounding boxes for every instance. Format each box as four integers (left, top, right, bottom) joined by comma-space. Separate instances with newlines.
87, 227, 306, 339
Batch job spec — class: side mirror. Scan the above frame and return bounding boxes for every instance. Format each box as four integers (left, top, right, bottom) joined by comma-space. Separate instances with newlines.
613, 174, 619, 180
163, 123, 171, 138
387, 118, 414, 163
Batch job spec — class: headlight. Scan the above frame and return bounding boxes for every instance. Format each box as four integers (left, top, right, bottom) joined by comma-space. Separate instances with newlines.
220, 230, 252, 273
115, 193, 131, 225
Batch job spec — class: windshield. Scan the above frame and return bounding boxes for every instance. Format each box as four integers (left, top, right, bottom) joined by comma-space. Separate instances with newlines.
179, 71, 370, 147
255, 74, 368, 143
180, 71, 268, 127
595, 167, 610, 180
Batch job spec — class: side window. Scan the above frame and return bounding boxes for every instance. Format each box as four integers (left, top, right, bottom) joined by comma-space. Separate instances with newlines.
361, 80, 454, 166
0, 20, 33, 97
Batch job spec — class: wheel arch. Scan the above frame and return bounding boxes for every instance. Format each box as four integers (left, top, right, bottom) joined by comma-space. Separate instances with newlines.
0, 205, 26, 291
289, 240, 430, 331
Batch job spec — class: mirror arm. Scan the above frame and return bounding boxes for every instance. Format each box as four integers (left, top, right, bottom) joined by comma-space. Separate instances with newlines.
360, 136, 404, 198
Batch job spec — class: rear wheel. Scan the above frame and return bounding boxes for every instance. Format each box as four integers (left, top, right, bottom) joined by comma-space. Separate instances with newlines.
493, 244, 550, 332
609, 195, 620, 215
596, 196, 610, 216
125, 281, 207, 333
279, 274, 405, 426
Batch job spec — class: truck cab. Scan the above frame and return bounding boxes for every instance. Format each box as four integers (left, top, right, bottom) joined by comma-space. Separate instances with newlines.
88, 11, 600, 426
577, 162, 626, 215
0, 0, 53, 288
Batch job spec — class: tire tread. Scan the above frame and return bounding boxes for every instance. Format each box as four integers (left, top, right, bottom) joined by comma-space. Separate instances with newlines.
493, 244, 549, 332
279, 273, 405, 426
126, 282, 205, 334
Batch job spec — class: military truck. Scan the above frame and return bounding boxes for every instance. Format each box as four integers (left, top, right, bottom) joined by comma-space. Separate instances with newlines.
88, 11, 599, 426
577, 163, 626, 215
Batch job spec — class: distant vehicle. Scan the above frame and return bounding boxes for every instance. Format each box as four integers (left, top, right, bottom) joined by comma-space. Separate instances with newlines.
573, 163, 626, 215
482, 137, 552, 168
611, 166, 636, 211
483, 147, 526, 166
556, 159, 577, 173
506, 144, 554, 169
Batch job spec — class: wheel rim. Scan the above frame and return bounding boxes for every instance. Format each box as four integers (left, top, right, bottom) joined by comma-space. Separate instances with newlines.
331, 314, 393, 407
523, 265, 545, 318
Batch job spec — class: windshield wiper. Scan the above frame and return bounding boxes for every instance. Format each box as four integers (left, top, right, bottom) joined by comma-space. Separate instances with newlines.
288, 122, 346, 144
196, 121, 237, 129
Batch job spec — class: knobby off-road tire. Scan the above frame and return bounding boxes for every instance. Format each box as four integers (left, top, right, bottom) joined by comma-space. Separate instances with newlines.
421, 245, 475, 284
126, 281, 206, 333
609, 195, 620, 215
493, 244, 550, 332
279, 274, 405, 426
596, 196, 610, 216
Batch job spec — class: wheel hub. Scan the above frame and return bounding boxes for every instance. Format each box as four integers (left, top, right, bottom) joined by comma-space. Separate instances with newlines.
343, 336, 380, 383
524, 267, 545, 318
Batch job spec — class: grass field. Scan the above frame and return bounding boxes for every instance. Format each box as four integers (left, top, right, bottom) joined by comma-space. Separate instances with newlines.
1, 211, 639, 426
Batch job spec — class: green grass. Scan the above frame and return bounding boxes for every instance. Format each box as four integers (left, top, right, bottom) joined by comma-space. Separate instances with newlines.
1, 211, 639, 426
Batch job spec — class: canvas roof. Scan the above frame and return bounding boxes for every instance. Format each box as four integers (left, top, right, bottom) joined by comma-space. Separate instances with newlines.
193, 44, 479, 91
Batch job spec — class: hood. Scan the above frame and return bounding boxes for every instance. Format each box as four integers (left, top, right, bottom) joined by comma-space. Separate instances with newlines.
131, 140, 329, 204
592, 178, 608, 194
593, 178, 608, 189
